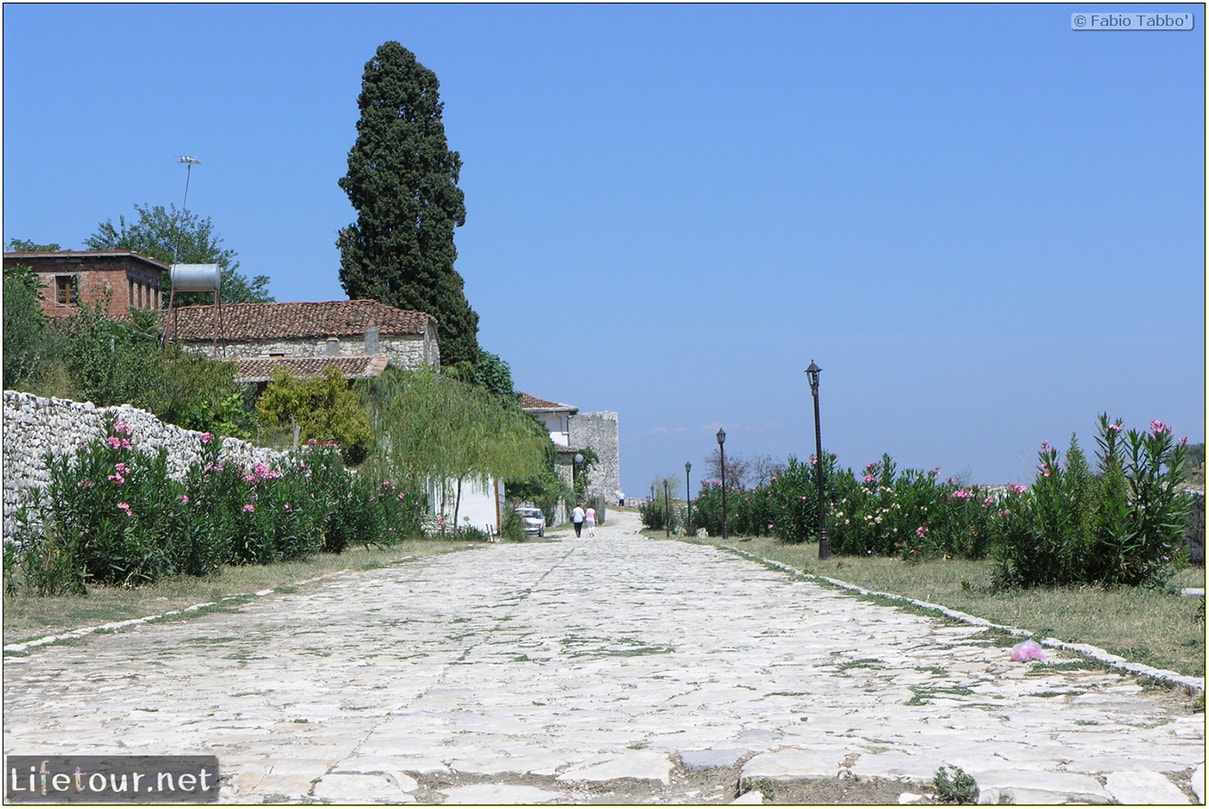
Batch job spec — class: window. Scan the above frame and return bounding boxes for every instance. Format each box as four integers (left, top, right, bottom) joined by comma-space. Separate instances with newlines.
55, 276, 78, 305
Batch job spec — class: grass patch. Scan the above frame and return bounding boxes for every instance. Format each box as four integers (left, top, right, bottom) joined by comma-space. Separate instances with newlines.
3, 540, 479, 644
667, 531, 1205, 678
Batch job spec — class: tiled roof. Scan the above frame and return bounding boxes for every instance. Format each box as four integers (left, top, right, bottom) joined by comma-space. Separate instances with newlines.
170, 300, 436, 342
230, 355, 390, 384
518, 392, 578, 413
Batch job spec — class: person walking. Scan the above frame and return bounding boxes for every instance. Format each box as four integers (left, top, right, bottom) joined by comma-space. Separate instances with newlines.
585, 505, 597, 537
571, 504, 585, 538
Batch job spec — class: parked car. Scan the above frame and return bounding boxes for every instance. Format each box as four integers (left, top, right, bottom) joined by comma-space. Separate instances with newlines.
515, 507, 545, 537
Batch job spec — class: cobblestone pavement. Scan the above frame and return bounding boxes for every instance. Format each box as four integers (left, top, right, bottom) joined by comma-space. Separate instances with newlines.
3, 510, 1204, 804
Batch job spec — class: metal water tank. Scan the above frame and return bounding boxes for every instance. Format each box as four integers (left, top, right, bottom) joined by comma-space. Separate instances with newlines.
170, 264, 222, 292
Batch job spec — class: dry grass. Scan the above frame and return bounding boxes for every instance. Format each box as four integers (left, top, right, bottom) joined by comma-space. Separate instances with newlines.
3, 539, 480, 645
668, 532, 1205, 678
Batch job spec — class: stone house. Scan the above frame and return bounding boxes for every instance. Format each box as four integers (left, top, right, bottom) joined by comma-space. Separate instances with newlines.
3, 250, 167, 320
169, 299, 440, 385
520, 392, 621, 515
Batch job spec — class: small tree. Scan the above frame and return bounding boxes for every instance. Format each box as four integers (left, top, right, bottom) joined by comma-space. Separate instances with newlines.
2, 263, 49, 390
257, 367, 373, 465
358, 368, 550, 526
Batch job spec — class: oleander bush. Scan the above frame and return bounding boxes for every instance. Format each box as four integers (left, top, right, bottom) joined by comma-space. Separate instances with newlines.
6, 420, 426, 595
684, 414, 1192, 590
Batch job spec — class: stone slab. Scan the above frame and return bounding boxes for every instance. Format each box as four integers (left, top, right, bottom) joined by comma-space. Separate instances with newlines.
972, 769, 1111, 805
440, 783, 566, 804
555, 751, 675, 784
1104, 770, 1191, 805
680, 748, 749, 770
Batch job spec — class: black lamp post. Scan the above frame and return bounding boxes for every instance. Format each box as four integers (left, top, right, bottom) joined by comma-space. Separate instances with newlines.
806, 361, 830, 560
573, 452, 584, 505
684, 461, 692, 535
717, 428, 728, 540
664, 480, 671, 537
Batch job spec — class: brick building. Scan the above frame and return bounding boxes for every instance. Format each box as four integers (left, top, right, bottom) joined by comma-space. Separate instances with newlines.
3, 250, 167, 320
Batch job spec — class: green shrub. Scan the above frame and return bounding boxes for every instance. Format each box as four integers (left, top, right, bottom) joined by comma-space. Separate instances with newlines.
499, 505, 526, 542
934, 765, 978, 803
7, 423, 425, 596
993, 415, 1192, 590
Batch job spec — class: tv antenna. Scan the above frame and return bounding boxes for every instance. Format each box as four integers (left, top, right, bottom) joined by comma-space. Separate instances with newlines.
173, 155, 202, 266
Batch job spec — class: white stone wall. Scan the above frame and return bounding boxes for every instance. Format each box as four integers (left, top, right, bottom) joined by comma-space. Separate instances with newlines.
570, 411, 621, 504
3, 391, 284, 541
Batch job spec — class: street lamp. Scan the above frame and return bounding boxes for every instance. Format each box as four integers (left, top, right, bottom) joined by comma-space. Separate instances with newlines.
664, 480, 671, 537
716, 428, 728, 540
685, 461, 692, 535
806, 361, 830, 560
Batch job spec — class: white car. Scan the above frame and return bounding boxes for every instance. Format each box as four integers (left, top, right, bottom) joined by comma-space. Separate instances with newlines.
515, 507, 545, 537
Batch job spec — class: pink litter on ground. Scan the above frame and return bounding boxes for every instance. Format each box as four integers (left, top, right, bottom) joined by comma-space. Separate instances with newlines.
1010, 639, 1046, 662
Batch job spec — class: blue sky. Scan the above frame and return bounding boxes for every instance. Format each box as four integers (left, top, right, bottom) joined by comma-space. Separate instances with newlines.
4, 3, 1205, 495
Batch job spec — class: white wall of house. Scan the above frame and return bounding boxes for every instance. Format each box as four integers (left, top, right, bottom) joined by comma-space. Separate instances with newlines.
429, 476, 503, 535
532, 411, 572, 447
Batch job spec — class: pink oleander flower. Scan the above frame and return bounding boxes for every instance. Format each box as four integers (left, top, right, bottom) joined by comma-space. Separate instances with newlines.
998, 508, 1012, 517
1106, 422, 1122, 433
1180, 436, 1189, 446
107, 472, 126, 485
77, 479, 94, 489
181, 494, 189, 504
114, 463, 129, 475
117, 502, 131, 515
916, 526, 928, 538
863, 474, 876, 484
1009, 483, 1027, 494
983, 496, 995, 507
113, 420, 132, 435
951, 489, 972, 499
200, 432, 213, 445
1150, 419, 1170, 435
767, 523, 774, 530
243, 503, 255, 513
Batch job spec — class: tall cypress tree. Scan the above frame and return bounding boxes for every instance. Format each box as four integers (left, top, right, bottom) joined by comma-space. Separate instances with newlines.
338, 41, 480, 370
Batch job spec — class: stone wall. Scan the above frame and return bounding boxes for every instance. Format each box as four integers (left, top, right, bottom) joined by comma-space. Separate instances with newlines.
188, 332, 438, 371
3, 391, 284, 542
570, 411, 621, 504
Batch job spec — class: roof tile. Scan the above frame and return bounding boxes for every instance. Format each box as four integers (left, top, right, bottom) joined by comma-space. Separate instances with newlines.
170, 300, 436, 342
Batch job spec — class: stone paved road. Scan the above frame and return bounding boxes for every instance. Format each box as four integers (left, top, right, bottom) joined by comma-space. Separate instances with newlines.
3, 510, 1204, 804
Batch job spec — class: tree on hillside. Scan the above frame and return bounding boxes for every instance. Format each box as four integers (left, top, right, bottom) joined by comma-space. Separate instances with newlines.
337, 40, 480, 373
84, 203, 273, 304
